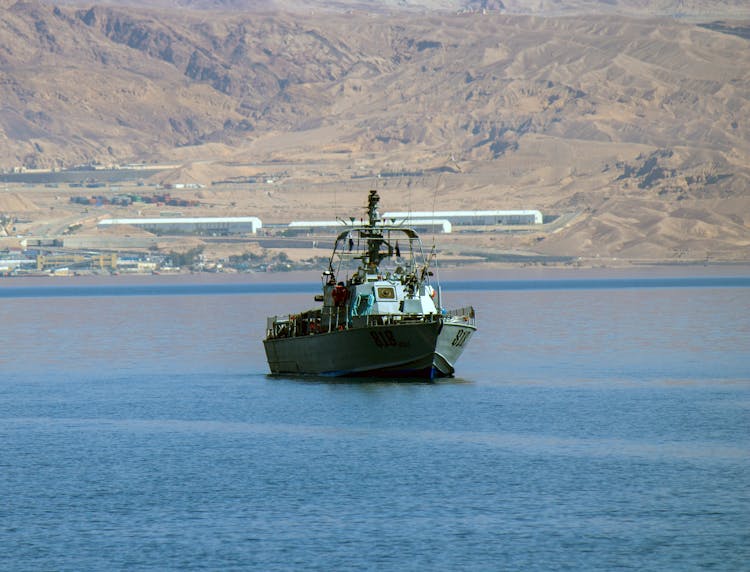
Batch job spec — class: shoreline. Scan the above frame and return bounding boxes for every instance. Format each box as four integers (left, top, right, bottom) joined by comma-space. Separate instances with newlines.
2, 261, 749, 288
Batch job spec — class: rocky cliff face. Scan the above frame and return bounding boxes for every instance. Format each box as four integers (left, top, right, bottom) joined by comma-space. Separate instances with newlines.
2, 1, 747, 171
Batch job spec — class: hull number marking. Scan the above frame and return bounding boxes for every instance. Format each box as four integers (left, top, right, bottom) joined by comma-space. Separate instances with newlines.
371, 330, 398, 348
451, 330, 471, 347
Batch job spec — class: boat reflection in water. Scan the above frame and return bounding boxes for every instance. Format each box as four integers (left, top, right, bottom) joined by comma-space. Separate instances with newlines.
263, 190, 476, 379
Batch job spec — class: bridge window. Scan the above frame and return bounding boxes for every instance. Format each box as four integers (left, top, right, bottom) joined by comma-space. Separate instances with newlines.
376, 286, 396, 300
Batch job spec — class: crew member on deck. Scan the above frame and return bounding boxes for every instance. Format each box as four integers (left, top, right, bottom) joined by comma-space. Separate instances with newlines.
332, 282, 349, 307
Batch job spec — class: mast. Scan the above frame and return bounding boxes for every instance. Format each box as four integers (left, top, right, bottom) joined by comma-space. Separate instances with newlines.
327, 190, 426, 282
363, 189, 390, 270
366, 189, 380, 227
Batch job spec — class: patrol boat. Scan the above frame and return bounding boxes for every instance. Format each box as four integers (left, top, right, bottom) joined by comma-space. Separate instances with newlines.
263, 190, 476, 379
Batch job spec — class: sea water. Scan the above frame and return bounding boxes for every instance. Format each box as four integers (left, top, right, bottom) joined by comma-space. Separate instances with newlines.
1, 274, 748, 571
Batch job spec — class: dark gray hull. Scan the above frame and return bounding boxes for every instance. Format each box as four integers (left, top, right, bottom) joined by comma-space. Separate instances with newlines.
264, 319, 475, 379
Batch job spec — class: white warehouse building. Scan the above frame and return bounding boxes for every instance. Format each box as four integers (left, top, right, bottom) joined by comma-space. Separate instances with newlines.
98, 216, 262, 235
288, 219, 453, 234
383, 210, 543, 226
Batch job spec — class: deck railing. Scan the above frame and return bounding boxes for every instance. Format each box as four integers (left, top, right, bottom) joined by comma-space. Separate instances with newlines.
266, 308, 457, 339
443, 306, 476, 326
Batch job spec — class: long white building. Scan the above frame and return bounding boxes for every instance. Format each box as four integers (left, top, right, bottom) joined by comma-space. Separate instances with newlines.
288, 219, 453, 234
98, 217, 262, 235
383, 210, 543, 225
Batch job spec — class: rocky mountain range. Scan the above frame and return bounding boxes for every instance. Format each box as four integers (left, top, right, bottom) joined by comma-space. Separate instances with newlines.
1, 0, 749, 263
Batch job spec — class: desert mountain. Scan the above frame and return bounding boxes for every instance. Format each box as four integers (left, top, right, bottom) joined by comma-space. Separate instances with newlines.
29, 0, 750, 18
0, 0, 748, 263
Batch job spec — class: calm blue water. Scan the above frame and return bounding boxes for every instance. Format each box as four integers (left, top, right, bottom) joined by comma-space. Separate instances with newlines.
1, 275, 749, 571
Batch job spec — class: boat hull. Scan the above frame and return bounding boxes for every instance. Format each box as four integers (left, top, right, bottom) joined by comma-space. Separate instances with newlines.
264, 319, 475, 379
434, 320, 477, 377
